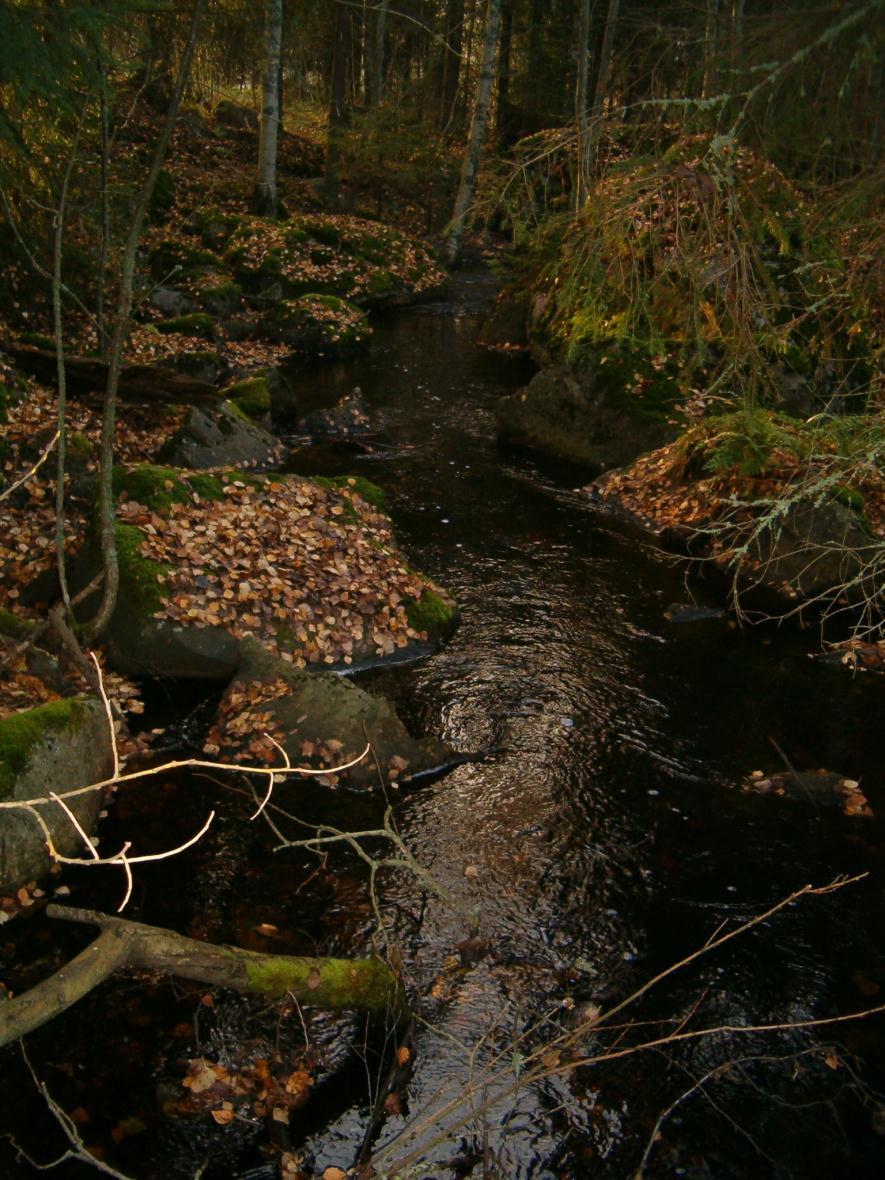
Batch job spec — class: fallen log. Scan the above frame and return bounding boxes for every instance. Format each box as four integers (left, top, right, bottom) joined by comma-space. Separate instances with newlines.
7, 346, 221, 405
0, 905, 408, 1047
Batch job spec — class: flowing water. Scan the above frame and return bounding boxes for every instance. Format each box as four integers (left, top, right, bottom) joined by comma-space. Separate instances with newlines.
1, 273, 883, 1178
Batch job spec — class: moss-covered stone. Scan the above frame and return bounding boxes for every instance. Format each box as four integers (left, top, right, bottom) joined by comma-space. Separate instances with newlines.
224, 376, 271, 421
113, 465, 190, 513
0, 608, 35, 641
184, 472, 227, 501
150, 240, 224, 281
115, 522, 170, 616
16, 331, 55, 351
192, 276, 242, 317
405, 588, 459, 637
0, 698, 88, 797
67, 431, 93, 464
155, 312, 217, 340
314, 475, 388, 513
256, 294, 370, 356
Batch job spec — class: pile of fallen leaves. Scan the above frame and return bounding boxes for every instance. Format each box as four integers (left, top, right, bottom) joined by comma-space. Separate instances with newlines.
590, 438, 885, 544
126, 475, 442, 666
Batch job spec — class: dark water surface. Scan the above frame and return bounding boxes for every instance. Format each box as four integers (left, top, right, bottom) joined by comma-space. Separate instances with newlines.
1, 273, 883, 1178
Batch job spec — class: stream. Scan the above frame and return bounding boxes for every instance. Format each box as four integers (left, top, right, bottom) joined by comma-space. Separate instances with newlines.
1, 272, 883, 1179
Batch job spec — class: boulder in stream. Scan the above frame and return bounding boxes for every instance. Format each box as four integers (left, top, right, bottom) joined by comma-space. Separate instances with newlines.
157, 402, 282, 469
496, 364, 678, 472
0, 698, 113, 893
207, 637, 457, 792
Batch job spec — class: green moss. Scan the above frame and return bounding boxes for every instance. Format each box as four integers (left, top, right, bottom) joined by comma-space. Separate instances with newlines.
155, 312, 217, 339
314, 475, 388, 512
0, 698, 88, 797
16, 331, 55, 351
220, 397, 252, 425
67, 431, 93, 463
184, 472, 226, 501
0, 608, 35, 640
224, 376, 270, 420
241, 952, 406, 1019
405, 588, 458, 636
367, 269, 399, 296
113, 465, 189, 512
115, 522, 170, 617
150, 240, 223, 280
192, 277, 242, 316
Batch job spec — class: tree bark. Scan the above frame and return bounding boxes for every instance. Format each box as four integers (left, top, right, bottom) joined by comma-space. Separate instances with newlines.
495, 0, 513, 138
323, 0, 351, 211
368, 0, 389, 107
86, 0, 206, 646
253, 0, 284, 216
574, 0, 591, 211
585, 0, 621, 162
445, 0, 501, 267
0, 905, 408, 1048
438, 0, 465, 129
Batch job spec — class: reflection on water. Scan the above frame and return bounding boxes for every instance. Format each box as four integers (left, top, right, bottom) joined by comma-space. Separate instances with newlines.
283, 279, 885, 1177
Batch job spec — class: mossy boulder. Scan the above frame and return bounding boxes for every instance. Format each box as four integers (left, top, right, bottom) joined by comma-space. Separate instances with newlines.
149, 241, 224, 282
214, 99, 258, 133
256, 295, 370, 358
211, 637, 457, 793
223, 376, 271, 423
404, 588, 459, 641
0, 698, 113, 893
192, 276, 243, 318
166, 349, 226, 385
496, 364, 679, 472
223, 214, 446, 311
155, 312, 218, 341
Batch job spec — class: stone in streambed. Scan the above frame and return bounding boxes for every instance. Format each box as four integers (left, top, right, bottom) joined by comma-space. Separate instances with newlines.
210, 637, 456, 792
0, 698, 113, 893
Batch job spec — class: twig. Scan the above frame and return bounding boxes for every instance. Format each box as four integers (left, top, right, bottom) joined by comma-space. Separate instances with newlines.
0, 430, 59, 502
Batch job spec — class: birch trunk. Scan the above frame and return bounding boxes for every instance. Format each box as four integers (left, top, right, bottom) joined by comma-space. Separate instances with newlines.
254, 0, 284, 216
445, 0, 501, 268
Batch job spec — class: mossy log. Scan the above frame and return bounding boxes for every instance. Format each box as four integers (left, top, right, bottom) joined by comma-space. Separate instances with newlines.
7, 347, 221, 405
0, 905, 408, 1047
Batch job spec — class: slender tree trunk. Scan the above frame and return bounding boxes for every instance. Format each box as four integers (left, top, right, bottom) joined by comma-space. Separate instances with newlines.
52, 113, 85, 619
702, 0, 720, 98
585, 0, 620, 161
86, 0, 206, 644
574, 0, 591, 211
368, 0, 389, 107
439, 0, 465, 129
253, 0, 284, 216
495, 0, 513, 141
95, 52, 110, 358
324, 0, 350, 211
445, 0, 501, 267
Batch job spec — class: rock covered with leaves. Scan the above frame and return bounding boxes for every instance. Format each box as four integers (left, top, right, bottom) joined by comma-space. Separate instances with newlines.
85, 465, 457, 678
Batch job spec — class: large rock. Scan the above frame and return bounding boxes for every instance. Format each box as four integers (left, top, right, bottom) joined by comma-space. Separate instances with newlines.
0, 698, 113, 893
208, 638, 456, 792
496, 364, 677, 472
749, 500, 878, 604
158, 402, 281, 469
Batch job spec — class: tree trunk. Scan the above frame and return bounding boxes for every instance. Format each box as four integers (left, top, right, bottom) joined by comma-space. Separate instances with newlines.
439, 0, 465, 129
0, 905, 408, 1047
574, 0, 591, 211
445, 0, 501, 268
323, 0, 350, 211
85, 0, 206, 645
702, 0, 720, 98
253, 0, 284, 216
494, 0, 513, 142
368, 0, 389, 107
585, 0, 621, 162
